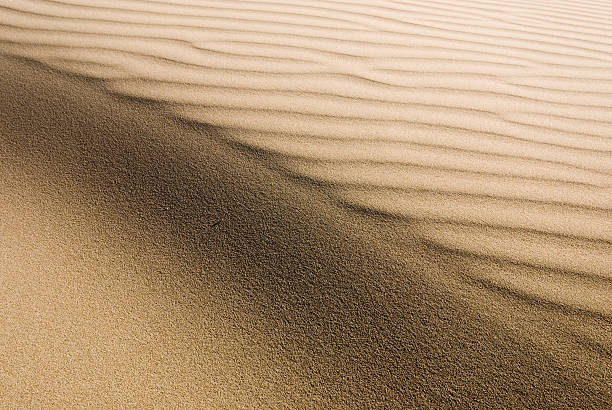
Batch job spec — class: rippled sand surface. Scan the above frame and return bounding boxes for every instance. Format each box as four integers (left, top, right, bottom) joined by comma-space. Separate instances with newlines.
1, 0, 611, 407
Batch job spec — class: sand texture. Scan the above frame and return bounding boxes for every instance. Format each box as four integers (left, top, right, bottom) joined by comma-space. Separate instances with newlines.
0, 0, 611, 407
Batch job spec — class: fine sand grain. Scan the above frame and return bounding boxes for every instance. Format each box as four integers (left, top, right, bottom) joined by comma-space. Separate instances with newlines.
1, 0, 611, 407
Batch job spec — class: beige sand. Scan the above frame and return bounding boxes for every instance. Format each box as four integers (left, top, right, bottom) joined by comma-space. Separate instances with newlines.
0, 0, 611, 407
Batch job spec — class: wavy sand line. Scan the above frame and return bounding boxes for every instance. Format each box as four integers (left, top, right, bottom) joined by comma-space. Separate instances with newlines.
175, 105, 612, 172
4, 3, 612, 66
26, 0, 612, 57
221, 128, 612, 185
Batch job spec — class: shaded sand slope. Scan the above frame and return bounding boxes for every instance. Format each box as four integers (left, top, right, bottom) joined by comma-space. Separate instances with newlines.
0, 0, 609, 319
1, 55, 611, 408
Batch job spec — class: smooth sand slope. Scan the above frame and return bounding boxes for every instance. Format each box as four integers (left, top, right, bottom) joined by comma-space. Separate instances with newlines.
0, 0, 611, 407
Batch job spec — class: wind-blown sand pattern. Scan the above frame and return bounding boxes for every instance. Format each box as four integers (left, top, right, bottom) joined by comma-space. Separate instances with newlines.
1, 0, 611, 407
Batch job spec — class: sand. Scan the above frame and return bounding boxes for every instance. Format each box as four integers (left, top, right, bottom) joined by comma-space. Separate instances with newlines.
0, 0, 611, 407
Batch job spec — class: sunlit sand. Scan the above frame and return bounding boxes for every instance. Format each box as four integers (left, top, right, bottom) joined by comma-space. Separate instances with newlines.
1, 0, 611, 407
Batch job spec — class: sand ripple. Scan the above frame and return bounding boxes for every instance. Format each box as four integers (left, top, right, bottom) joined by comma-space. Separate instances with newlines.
1, 0, 610, 320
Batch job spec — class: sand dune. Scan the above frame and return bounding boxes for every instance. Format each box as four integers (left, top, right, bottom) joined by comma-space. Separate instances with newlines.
1, 0, 611, 406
